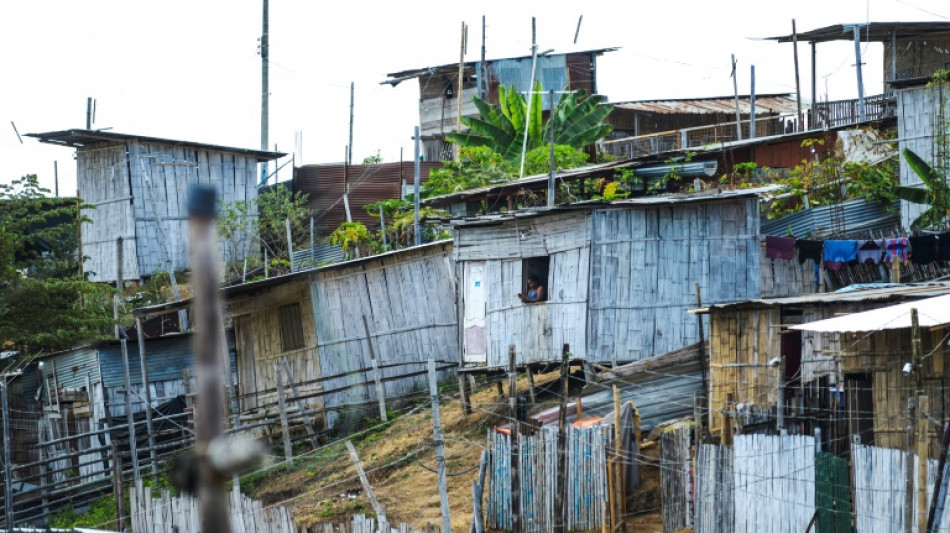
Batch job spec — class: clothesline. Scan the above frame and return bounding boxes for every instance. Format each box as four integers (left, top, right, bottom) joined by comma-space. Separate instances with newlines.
764, 233, 950, 270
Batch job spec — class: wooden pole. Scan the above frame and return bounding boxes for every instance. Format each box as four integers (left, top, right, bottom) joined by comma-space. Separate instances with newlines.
280, 359, 319, 449
811, 41, 817, 125
1, 378, 13, 530
777, 356, 786, 434
695, 283, 707, 441
457, 21, 466, 160
117, 238, 140, 482
189, 185, 231, 533
345, 440, 386, 524
927, 415, 950, 532
722, 393, 733, 446
749, 65, 756, 139
526, 366, 536, 405
459, 373, 472, 415
508, 345, 521, 533
274, 362, 293, 462
309, 216, 315, 268
731, 54, 742, 140
112, 441, 125, 531
613, 384, 626, 532
918, 395, 930, 533
906, 395, 917, 533
361, 315, 387, 422
285, 218, 294, 271
427, 358, 452, 533
135, 317, 158, 476
548, 89, 556, 207
413, 126, 421, 247
554, 344, 569, 533
792, 19, 804, 131
470, 449, 489, 533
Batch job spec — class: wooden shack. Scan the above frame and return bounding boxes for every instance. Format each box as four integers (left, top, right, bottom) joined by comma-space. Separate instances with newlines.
703, 283, 950, 452
383, 49, 615, 161
450, 186, 815, 368
227, 241, 457, 428
26, 129, 284, 282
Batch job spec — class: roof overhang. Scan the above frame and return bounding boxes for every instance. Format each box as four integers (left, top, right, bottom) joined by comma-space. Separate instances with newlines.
764, 22, 950, 43
26, 129, 285, 162
791, 293, 950, 332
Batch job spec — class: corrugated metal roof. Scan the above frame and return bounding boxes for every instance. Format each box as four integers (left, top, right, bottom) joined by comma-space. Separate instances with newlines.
761, 198, 900, 239
291, 244, 344, 271
294, 161, 442, 236
765, 22, 950, 43
40, 346, 100, 392
791, 293, 950, 332
26, 129, 285, 162
705, 283, 950, 310
97, 333, 236, 387
382, 48, 619, 85
613, 94, 798, 115
531, 359, 702, 432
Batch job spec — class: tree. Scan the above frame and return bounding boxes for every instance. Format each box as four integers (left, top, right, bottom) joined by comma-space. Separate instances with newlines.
897, 148, 950, 230
218, 184, 315, 278
0, 175, 113, 356
446, 81, 614, 161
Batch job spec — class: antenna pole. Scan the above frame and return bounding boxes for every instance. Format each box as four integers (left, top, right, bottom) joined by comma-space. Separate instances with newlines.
348, 82, 355, 165
260, 0, 269, 184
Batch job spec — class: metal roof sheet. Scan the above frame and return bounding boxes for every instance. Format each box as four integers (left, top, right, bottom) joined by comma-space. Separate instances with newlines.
705, 283, 950, 310
382, 48, 619, 85
791, 293, 950, 332
613, 94, 798, 115
26, 129, 285, 162
764, 22, 950, 43
760, 198, 900, 239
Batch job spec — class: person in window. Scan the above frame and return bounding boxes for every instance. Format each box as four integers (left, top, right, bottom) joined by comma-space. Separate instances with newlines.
518, 274, 546, 303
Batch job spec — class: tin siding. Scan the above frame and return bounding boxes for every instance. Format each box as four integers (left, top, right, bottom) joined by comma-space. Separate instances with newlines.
897, 86, 940, 231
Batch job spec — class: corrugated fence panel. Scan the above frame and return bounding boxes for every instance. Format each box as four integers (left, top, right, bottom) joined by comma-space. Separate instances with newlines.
760, 198, 899, 239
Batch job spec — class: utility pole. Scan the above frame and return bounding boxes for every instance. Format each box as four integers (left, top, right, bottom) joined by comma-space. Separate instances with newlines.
54, 161, 59, 197
792, 19, 804, 131
848, 24, 867, 121
519, 18, 539, 180
135, 317, 158, 476
413, 126, 421, 247
348, 82, 355, 165
749, 65, 756, 139
86, 97, 93, 129
427, 358, 451, 533
260, 0, 270, 184
731, 55, 742, 141
548, 89, 556, 207
189, 186, 231, 533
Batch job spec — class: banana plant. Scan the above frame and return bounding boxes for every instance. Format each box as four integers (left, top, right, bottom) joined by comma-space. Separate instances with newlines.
446, 81, 612, 162
897, 148, 950, 230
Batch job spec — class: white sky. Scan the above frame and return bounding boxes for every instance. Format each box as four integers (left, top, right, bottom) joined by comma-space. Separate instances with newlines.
2, 0, 949, 195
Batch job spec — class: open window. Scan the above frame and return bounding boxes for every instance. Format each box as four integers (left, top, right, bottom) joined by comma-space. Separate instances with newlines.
522, 256, 550, 303
278, 303, 305, 351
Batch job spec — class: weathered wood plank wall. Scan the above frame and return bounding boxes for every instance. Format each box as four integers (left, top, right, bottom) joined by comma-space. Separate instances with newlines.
77, 140, 259, 282
232, 279, 321, 412
311, 242, 458, 427
587, 199, 759, 363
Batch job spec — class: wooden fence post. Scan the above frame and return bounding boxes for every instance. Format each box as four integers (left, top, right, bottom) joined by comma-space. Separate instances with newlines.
427, 358, 452, 533
135, 317, 158, 476
345, 440, 386, 524
906, 395, 916, 533
526, 367, 536, 405
1, 377, 13, 530
113, 441, 126, 531
918, 394, 930, 533
361, 315, 387, 422
722, 393, 733, 446
280, 358, 319, 449
470, 450, 488, 533
274, 362, 293, 462
508, 345, 521, 533
613, 384, 626, 532
459, 373, 472, 415
554, 343, 569, 533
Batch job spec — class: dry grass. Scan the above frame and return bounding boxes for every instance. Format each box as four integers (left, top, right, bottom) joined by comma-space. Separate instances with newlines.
246, 370, 662, 532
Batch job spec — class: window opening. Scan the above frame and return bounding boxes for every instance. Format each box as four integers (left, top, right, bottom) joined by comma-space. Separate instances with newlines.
520, 256, 550, 303
278, 303, 305, 351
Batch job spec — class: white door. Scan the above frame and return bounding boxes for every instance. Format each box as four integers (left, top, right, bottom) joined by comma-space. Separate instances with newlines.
462, 261, 487, 363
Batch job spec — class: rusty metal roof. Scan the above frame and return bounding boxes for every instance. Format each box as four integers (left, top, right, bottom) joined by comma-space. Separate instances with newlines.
612, 94, 798, 115
382, 48, 619, 86
294, 161, 442, 235
703, 283, 950, 311
26, 129, 285, 162
765, 22, 950, 43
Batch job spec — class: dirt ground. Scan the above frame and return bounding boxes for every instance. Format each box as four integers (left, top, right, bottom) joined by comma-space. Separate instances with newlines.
248, 370, 664, 532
